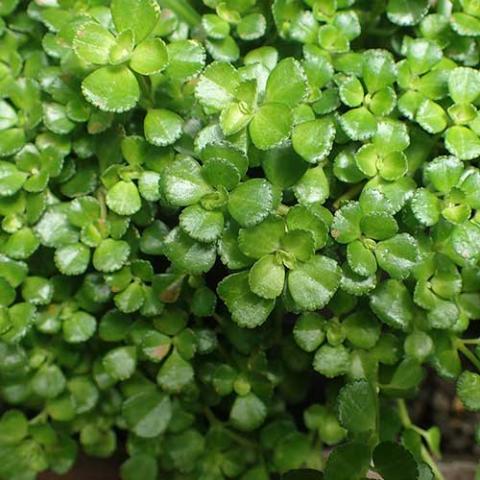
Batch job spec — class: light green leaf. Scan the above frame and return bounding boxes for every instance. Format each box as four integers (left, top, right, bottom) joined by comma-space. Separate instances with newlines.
386, 0, 429, 26
163, 227, 216, 274
82, 65, 140, 113
161, 156, 211, 207
288, 255, 341, 311
238, 215, 285, 259
230, 393, 267, 431
375, 233, 418, 280
63, 311, 96, 343
144, 109, 183, 147
217, 272, 275, 328
179, 204, 224, 242
292, 118, 335, 164
195, 62, 240, 111
265, 58, 307, 108
340, 107, 377, 141
249, 103, 292, 150
103, 346, 137, 381
337, 381, 377, 433
123, 389, 172, 437
111, 0, 160, 43
448, 67, 480, 104
157, 349, 193, 393
0, 129, 26, 158
228, 179, 274, 227
106, 180, 142, 216
370, 279, 413, 330
293, 166, 330, 206
54, 243, 90, 276
93, 239, 131, 273
457, 371, 480, 411
249, 254, 285, 299
445, 126, 480, 160
73, 22, 116, 65
130, 38, 169, 75
313, 344, 350, 378
0, 160, 27, 196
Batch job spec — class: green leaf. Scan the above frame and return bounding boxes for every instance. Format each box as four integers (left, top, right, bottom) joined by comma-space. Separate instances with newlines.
73, 22, 116, 65
370, 279, 413, 330
386, 0, 429, 26
130, 38, 168, 75
179, 204, 224, 242
343, 311, 380, 349
375, 234, 419, 280
115, 282, 145, 313
313, 345, 350, 378
411, 189, 441, 226
166, 40, 206, 83
331, 202, 362, 244
424, 156, 463, 193
120, 454, 158, 480
144, 109, 183, 147
347, 240, 377, 277
0, 410, 28, 445
217, 272, 275, 328
249, 103, 292, 150
416, 100, 448, 134
363, 49, 397, 93
106, 180, 142, 216
230, 393, 267, 432
82, 66, 140, 113
340, 107, 377, 141
0, 129, 26, 158
451, 12, 480, 36
281, 230, 315, 262
93, 239, 130, 273
293, 166, 330, 206
63, 311, 96, 343
293, 312, 325, 352
265, 58, 306, 108
288, 255, 341, 311
373, 442, 419, 480
109, 29, 135, 65
324, 443, 371, 480
249, 254, 285, 299
0, 160, 27, 196
457, 371, 480, 411
161, 156, 211, 207
163, 227, 216, 274
445, 126, 480, 160
237, 13, 266, 40
31, 364, 66, 399
448, 67, 480, 104
111, 0, 160, 43
195, 62, 240, 111
286, 205, 328, 250
157, 349, 193, 393
103, 346, 137, 381
238, 215, 285, 259
228, 179, 274, 227
337, 380, 377, 433
292, 119, 335, 164
123, 389, 172, 437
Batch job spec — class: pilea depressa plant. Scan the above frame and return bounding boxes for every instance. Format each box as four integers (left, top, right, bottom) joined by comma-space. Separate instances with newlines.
0, 0, 480, 479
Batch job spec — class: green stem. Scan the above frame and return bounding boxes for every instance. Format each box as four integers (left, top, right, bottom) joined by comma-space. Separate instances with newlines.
158, 0, 201, 27
460, 338, 480, 345
457, 342, 480, 373
397, 400, 445, 480
333, 182, 364, 209
421, 446, 446, 480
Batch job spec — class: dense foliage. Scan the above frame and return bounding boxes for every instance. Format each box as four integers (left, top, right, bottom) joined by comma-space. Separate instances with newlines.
1, 0, 480, 478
